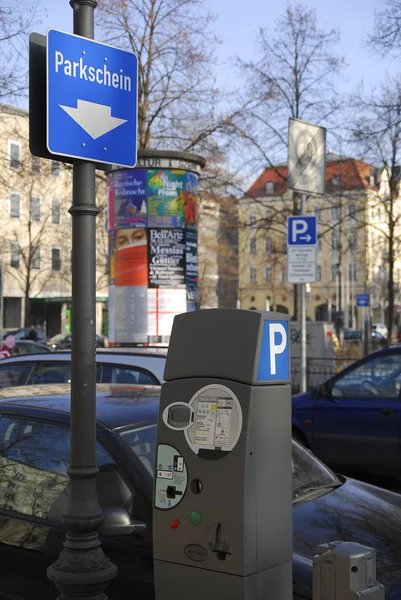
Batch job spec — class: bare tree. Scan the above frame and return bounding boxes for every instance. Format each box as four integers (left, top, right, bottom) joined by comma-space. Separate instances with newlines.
96, 0, 221, 152
368, 0, 401, 56
351, 76, 401, 341
0, 3, 41, 103
232, 2, 345, 318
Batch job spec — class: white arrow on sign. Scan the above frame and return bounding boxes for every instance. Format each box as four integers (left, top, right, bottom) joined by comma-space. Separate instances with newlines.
299, 234, 311, 242
59, 100, 127, 140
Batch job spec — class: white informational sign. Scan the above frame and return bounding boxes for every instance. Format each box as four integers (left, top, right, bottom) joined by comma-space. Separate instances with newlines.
288, 118, 326, 195
288, 247, 316, 283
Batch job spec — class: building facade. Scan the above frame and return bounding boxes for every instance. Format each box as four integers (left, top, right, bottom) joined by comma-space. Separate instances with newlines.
0, 105, 108, 338
239, 154, 401, 328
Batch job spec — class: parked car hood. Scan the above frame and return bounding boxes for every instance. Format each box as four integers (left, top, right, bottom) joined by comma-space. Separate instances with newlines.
292, 477, 401, 598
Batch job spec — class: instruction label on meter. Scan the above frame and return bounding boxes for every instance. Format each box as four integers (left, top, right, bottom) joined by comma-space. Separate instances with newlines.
155, 444, 188, 509
185, 385, 242, 454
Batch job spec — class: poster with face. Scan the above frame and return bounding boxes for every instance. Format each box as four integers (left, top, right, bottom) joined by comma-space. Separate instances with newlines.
114, 228, 148, 287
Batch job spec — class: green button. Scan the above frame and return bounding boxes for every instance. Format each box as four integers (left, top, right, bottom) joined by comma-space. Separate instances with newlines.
190, 510, 202, 525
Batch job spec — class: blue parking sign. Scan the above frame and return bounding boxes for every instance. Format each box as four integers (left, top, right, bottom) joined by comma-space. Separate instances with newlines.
287, 216, 317, 245
257, 320, 290, 382
47, 29, 138, 167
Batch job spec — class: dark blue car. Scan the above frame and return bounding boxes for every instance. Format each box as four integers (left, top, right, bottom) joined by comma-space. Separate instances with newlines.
292, 346, 401, 476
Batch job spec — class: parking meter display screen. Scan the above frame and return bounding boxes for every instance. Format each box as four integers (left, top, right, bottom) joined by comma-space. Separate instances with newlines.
185, 385, 243, 454
168, 405, 191, 428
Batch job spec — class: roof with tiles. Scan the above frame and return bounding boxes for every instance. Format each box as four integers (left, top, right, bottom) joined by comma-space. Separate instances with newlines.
246, 155, 378, 198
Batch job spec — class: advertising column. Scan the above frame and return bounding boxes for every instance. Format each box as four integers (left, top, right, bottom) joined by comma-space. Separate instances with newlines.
107, 150, 205, 345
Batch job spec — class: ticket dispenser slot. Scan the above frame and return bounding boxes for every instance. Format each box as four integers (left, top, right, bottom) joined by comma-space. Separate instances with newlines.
153, 309, 293, 600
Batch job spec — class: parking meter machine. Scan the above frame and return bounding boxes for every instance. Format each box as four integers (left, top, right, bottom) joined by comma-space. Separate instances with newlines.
153, 309, 293, 600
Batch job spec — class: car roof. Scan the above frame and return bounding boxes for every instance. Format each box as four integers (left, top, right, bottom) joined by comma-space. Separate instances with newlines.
0, 383, 160, 429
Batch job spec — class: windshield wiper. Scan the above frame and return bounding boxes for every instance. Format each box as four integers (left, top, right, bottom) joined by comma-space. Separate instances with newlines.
294, 481, 342, 500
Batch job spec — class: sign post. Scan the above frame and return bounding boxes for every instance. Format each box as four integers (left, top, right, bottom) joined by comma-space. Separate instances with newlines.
287, 214, 317, 393
39, 2, 137, 599
356, 294, 370, 355
287, 118, 326, 393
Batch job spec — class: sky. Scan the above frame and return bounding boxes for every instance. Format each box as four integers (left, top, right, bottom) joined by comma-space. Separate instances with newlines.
39, 0, 398, 97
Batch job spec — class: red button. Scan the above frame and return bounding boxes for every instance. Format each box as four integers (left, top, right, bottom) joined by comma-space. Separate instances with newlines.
170, 519, 180, 529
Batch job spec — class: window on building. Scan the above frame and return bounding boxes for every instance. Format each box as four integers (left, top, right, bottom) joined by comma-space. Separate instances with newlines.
264, 207, 274, 223
249, 267, 257, 284
31, 156, 41, 175
331, 229, 341, 250
348, 202, 357, 221
331, 175, 341, 186
51, 161, 60, 177
30, 196, 41, 222
31, 245, 40, 270
264, 265, 272, 282
265, 236, 273, 253
265, 181, 275, 194
330, 263, 338, 282
314, 207, 323, 223
51, 199, 60, 224
9, 141, 21, 169
249, 210, 257, 228
347, 262, 358, 282
330, 205, 340, 221
249, 237, 257, 255
51, 247, 61, 272
369, 174, 376, 187
316, 265, 322, 282
279, 265, 287, 283
348, 232, 358, 253
10, 241, 20, 269
9, 192, 20, 218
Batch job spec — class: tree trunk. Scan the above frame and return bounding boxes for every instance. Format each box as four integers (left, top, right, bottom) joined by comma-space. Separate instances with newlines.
24, 271, 30, 328
387, 226, 395, 344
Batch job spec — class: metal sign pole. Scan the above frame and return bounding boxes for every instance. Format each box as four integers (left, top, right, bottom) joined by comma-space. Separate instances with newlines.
300, 194, 307, 393
47, 1, 117, 598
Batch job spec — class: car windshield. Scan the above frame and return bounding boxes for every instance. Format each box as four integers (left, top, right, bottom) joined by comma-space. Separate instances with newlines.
116, 421, 341, 499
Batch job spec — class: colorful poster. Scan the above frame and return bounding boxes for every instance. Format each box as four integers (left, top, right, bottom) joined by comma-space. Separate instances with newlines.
147, 169, 186, 227
109, 170, 147, 229
148, 228, 186, 288
114, 228, 148, 287
184, 171, 198, 226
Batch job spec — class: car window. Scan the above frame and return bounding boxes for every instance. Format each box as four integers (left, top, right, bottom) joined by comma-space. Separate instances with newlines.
332, 353, 401, 398
100, 363, 159, 386
0, 363, 28, 388
292, 440, 340, 499
0, 416, 133, 521
28, 362, 71, 384
116, 423, 157, 476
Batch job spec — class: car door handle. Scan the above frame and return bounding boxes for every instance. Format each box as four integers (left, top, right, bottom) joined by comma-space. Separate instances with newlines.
381, 408, 393, 417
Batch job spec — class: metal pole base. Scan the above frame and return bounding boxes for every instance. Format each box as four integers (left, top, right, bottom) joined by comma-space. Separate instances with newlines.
48, 531, 117, 600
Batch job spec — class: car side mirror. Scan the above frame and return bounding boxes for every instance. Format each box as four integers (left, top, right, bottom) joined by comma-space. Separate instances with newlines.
101, 506, 146, 537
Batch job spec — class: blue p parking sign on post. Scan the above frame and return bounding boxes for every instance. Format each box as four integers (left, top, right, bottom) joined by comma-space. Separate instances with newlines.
47, 29, 138, 167
287, 216, 317, 245
356, 294, 369, 307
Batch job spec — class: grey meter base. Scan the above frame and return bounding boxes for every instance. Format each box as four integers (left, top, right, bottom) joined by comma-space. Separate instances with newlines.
155, 559, 292, 600
154, 310, 293, 600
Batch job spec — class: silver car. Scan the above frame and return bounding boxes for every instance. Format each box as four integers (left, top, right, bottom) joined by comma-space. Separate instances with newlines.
0, 349, 166, 388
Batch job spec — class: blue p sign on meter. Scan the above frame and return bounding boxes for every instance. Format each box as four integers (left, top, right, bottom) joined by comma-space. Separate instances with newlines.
287, 216, 317, 245
47, 29, 138, 167
257, 320, 290, 382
